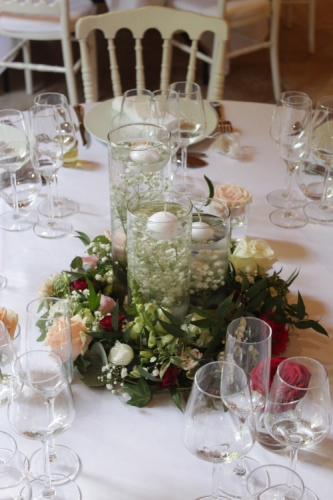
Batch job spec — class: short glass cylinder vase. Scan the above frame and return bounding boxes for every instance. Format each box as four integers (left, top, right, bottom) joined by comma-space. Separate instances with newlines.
127, 190, 192, 318
108, 123, 171, 301
190, 196, 230, 309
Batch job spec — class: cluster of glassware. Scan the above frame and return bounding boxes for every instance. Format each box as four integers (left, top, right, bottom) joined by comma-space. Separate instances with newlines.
0, 92, 79, 241
0, 297, 80, 500
268, 92, 333, 227
181, 316, 331, 500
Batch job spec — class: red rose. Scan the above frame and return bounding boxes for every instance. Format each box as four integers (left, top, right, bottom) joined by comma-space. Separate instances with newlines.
71, 279, 88, 292
250, 357, 287, 395
157, 364, 179, 389
269, 360, 311, 412
260, 313, 290, 355
99, 314, 125, 332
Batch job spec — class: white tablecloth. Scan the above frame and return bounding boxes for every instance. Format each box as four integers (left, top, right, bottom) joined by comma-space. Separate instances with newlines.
1, 100, 332, 499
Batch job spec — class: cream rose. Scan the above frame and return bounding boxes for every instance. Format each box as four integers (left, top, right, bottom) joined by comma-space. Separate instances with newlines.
38, 274, 63, 298
0, 307, 18, 339
214, 183, 252, 208
180, 348, 203, 371
230, 237, 277, 277
108, 341, 134, 366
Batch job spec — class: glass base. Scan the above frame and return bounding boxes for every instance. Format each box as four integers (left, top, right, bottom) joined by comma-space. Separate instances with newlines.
38, 198, 79, 218
303, 487, 319, 500
33, 219, 72, 239
219, 456, 260, 499
172, 182, 204, 197
196, 496, 231, 500
269, 207, 308, 228
30, 475, 80, 500
0, 210, 38, 231
0, 273, 7, 291
266, 188, 306, 209
304, 201, 333, 222
27, 445, 80, 484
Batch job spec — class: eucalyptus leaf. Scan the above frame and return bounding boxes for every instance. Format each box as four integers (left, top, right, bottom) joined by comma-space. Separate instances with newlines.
75, 231, 91, 246
204, 175, 215, 198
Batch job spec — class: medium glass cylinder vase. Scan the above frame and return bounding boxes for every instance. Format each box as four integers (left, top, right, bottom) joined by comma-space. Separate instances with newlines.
127, 190, 192, 318
108, 123, 171, 302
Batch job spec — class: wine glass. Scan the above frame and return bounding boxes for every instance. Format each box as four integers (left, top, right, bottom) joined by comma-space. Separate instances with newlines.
0, 273, 7, 291
34, 93, 79, 218
269, 93, 312, 228
168, 81, 206, 196
0, 320, 18, 407
0, 431, 32, 499
304, 95, 333, 222
8, 350, 80, 499
267, 91, 308, 209
219, 317, 272, 499
264, 356, 331, 500
182, 360, 255, 500
119, 88, 154, 126
0, 109, 39, 231
29, 104, 72, 239
25, 297, 79, 485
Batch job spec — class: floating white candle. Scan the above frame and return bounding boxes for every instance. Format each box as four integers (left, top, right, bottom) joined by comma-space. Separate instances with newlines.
147, 210, 180, 238
130, 144, 160, 164
192, 221, 214, 241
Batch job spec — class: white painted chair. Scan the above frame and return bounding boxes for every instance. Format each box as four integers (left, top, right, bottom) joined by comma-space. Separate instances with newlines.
104, 0, 166, 10
75, 5, 229, 102
0, 0, 96, 104
166, 0, 282, 101
282, 0, 315, 53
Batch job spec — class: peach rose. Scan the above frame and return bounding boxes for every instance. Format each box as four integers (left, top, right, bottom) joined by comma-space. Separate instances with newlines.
98, 295, 116, 315
214, 183, 252, 208
70, 314, 93, 361
81, 255, 99, 270
44, 314, 92, 361
0, 307, 18, 339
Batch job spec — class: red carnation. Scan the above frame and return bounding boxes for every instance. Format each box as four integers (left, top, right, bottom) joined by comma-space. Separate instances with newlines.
99, 314, 125, 332
260, 312, 290, 355
157, 364, 179, 389
71, 279, 88, 292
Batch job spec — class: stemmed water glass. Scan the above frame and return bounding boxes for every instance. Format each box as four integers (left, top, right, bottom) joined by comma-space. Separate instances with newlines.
119, 88, 154, 126
0, 109, 38, 231
304, 95, 333, 222
25, 297, 79, 485
169, 81, 206, 196
29, 104, 72, 239
34, 93, 79, 218
8, 350, 80, 499
267, 91, 308, 209
219, 317, 272, 499
269, 93, 312, 228
0, 431, 32, 499
264, 356, 331, 500
182, 360, 255, 500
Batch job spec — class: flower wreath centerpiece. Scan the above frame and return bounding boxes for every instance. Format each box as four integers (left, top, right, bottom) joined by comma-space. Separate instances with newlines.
40, 200, 327, 408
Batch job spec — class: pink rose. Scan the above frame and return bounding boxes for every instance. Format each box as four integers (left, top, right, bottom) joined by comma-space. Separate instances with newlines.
0, 307, 18, 339
98, 295, 116, 315
214, 183, 252, 210
112, 228, 127, 261
81, 255, 99, 270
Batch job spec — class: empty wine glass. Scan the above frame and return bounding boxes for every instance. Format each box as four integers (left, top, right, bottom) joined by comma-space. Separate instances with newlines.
0, 431, 32, 500
8, 350, 80, 499
29, 104, 72, 239
264, 356, 331, 500
267, 91, 309, 209
182, 360, 255, 500
0, 109, 39, 231
119, 88, 153, 126
219, 317, 272, 499
269, 94, 312, 228
304, 95, 333, 222
0, 273, 7, 291
34, 93, 79, 219
25, 297, 79, 485
0, 320, 18, 407
169, 82, 206, 196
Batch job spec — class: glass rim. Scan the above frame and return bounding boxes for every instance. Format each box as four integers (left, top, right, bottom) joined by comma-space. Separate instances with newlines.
26, 297, 70, 316
276, 356, 328, 391
0, 109, 25, 123
247, 463, 305, 492
34, 92, 68, 106
107, 122, 171, 146
191, 196, 230, 220
316, 95, 333, 110
194, 360, 249, 398
14, 349, 63, 382
169, 81, 201, 96
227, 317, 272, 344
127, 189, 193, 222
0, 431, 18, 467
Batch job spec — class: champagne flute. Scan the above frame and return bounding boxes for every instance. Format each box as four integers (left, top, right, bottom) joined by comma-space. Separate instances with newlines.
182, 360, 255, 500
304, 95, 333, 222
34, 93, 79, 218
0, 109, 38, 231
8, 350, 80, 499
269, 94, 312, 228
219, 317, 272, 499
25, 297, 79, 485
0, 431, 32, 499
267, 91, 308, 209
29, 104, 72, 239
264, 356, 331, 500
169, 81, 206, 196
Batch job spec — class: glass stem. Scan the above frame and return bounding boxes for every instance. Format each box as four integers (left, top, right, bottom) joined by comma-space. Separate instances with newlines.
233, 457, 246, 476
46, 177, 55, 222
284, 162, 294, 214
282, 165, 290, 198
181, 144, 187, 191
48, 438, 57, 463
53, 174, 60, 206
212, 463, 220, 500
319, 160, 331, 210
10, 171, 20, 217
41, 398, 55, 498
285, 446, 299, 500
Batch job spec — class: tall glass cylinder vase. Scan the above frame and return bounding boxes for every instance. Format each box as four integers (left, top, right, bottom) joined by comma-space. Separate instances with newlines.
127, 191, 192, 318
190, 196, 230, 310
108, 123, 171, 303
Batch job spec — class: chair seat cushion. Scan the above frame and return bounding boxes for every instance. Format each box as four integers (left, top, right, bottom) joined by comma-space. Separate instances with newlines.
0, 0, 96, 34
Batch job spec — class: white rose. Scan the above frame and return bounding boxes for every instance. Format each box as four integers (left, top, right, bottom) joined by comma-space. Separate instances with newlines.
230, 237, 277, 277
108, 341, 134, 366
180, 348, 203, 371
214, 183, 252, 208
